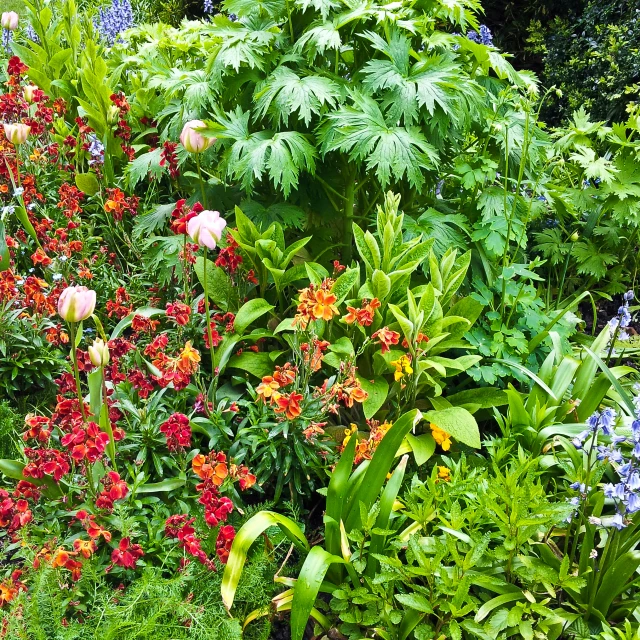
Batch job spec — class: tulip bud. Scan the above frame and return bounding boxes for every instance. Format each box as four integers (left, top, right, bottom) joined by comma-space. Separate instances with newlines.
180, 120, 215, 154
187, 210, 227, 250
58, 286, 96, 323
1, 12, 19, 30
88, 338, 110, 368
3, 123, 30, 145
23, 85, 38, 104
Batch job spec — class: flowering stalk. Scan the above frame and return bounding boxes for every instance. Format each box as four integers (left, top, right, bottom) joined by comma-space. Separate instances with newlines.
203, 247, 217, 387
68, 322, 88, 422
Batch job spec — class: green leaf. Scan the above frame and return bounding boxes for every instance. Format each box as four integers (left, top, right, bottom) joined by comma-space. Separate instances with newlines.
227, 352, 273, 378
594, 551, 640, 616
291, 547, 344, 640
583, 347, 636, 415
75, 172, 100, 196
234, 298, 274, 335
331, 267, 359, 305
222, 511, 309, 610
194, 257, 237, 311
356, 375, 388, 419
475, 593, 525, 622
136, 478, 185, 493
395, 592, 434, 614
423, 407, 480, 448
345, 409, 422, 531
0, 222, 9, 271
405, 432, 436, 465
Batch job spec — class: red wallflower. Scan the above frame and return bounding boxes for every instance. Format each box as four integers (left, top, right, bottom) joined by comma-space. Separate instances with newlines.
96, 472, 129, 511
216, 525, 236, 564
166, 301, 191, 326
159, 413, 192, 452
108, 537, 144, 571
160, 141, 179, 180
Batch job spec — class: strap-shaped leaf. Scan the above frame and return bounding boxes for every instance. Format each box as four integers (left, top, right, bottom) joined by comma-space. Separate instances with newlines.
222, 511, 309, 610
291, 547, 344, 640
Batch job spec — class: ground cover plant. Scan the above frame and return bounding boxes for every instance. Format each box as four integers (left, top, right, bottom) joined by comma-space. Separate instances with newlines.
1, 0, 640, 638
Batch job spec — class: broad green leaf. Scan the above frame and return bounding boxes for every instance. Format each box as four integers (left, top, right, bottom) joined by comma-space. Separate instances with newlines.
405, 432, 436, 465
234, 298, 274, 335
0, 222, 9, 271
227, 352, 274, 378
194, 257, 237, 311
356, 375, 388, 419
75, 172, 100, 196
331, 267, 359, 304
424, 407, 481, 448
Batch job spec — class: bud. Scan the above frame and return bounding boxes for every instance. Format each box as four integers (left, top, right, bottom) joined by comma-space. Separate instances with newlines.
88, 338, 110, 368
1, 12, 19, 30
23, 85, 38, 104
180, 120, 215, 154
3, 123, 30, 145
570, 231, 580, 242
187, 209, 227, 250
58, 286, 96, 323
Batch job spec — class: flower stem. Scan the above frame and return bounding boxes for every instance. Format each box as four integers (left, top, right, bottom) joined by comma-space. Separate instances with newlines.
203, 247, 216, 389
69, 322, 88, 422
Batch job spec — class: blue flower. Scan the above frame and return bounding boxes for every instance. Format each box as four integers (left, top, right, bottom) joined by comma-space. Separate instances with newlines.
610, 513, 626, 530
95, 0, 134, 47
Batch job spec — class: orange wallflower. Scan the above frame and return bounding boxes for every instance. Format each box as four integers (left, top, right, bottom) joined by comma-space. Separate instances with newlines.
273, 363, 297, 386
256, 375, 280, 400
312, 289, 339, 321
73, 538, 96, 559
343, 298, 380, 326
176, 341, 200, 375
274, 392, 303, 420
192, 452, 229, 486
372, 327, 400, 354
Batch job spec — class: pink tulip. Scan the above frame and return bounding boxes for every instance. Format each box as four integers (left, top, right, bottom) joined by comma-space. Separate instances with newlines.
58, 286, 96, 323
187, 210, 227, 250
179, 120, 215, 154
3, 123, 30, 145
1, 12, 18, 30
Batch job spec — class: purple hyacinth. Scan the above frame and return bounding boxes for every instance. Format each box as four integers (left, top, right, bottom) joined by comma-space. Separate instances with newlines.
95, 0, 134, 47
2, 28, 12, 54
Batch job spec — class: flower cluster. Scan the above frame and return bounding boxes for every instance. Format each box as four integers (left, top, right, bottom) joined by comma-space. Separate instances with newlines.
60, 420, 110, 463
430, 423, 452, 451
159, 413, 192, 452
165, 515, 214, 569
294, 279, 339, 328
95, 0, 134, 46
341, 419, 393, 465
572, 404, 640, 529
343, 298, 380, 327
108, 537, 144, 571
609, 290, 634, 342
95, 472, 129, 511
467, 24, 493, 46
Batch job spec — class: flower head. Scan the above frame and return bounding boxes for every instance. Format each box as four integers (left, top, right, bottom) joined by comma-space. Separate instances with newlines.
1, 12, 19, 30
58, 286, 96, 322
180, 120, 215, 154
3, 122, 30, 145
187, 210, 227, 250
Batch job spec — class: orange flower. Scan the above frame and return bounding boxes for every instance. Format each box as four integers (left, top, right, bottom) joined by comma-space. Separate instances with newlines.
274, 392, 303, 420
343, 298, 380, 326
256, 375, 280, 400
312, 289, 338, 320
273, 363, 297, 386
176, 341, 200, 374
73, 538, 96, 559
437, 466, 451, 482
338, 377, 369, 408
192, 453, 229, 486
51, 548, 73, 569
372, 327, 400, 354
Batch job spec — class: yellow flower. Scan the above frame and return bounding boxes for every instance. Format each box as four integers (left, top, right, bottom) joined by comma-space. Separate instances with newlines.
437, 466, 451, 482
430, 423, 452, 451
390, 355, 413, 381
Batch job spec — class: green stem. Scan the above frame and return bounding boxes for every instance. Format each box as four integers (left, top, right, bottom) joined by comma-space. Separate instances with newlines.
556, 248, 572, 310
342, 168, 356, 263
203, 247, 216, 388
196, 153, 207, 209
69, 323, 88, 422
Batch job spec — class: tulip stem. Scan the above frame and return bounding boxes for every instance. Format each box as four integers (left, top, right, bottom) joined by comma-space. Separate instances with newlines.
196, 154, 207, 209
69, 322, 88, 422
203, 247, 216, 393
